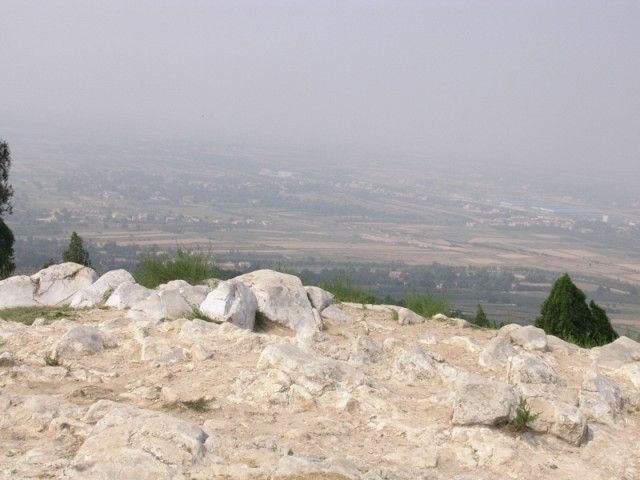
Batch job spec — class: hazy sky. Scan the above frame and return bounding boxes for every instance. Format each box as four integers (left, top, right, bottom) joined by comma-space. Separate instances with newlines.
1, 1, 639, 171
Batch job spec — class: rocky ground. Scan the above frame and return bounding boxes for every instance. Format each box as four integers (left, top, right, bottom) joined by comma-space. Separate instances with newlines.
0, 264, 639, 479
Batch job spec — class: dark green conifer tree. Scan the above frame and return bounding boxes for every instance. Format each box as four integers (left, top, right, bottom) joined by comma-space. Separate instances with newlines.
535, 273, 618, 346
0, 140, 15, 279
588, 300, 619, 345
62, 232, 92, 267
474, 303, 489, 327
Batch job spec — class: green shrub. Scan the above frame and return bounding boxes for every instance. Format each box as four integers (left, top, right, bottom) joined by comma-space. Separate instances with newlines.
320, 278, 378, 304
404, 292, 451, 318
133, 249, 219, 288
508, 398, 539, 432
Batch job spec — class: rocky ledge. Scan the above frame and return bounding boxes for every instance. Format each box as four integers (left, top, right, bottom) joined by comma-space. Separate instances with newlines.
0, 263, 639, 479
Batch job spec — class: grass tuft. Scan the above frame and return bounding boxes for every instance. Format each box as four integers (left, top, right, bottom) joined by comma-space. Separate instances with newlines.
180, 397, 210, 412
404, 293, 451, 318
165, 397, 210, 412
44, 353, 61, 367
0, 306, 77, 326
186, 307, 222, 324
320, 278, 377, 304
133, 249, 220, 289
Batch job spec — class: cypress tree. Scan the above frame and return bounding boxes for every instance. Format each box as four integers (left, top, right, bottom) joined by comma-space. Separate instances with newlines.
474, 304, 488, 327
0, 219, 15, 279
0, 140, 15, 279
62, 232, 92, 267
535, 273, 618, 347
589, 300, 619, 345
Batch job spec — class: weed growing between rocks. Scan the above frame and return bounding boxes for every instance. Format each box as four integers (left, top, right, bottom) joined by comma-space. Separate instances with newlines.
508, 398, 539, 433
43, 353, 60, 367
165, 397, 211, 412
186, 307, 222, 324
0, 306, 77, 325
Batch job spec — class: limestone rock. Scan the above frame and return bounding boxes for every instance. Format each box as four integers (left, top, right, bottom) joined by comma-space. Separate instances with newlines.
528, 397, 588, 445
105, 282, 153, 309
478, 335, 516, 371
619, 362, 640, 390
0, 275, 37, 309
233, 368, 292, 406
351, 335, 383, 364
199, 280, 257, 329
158, 280, 210, 307
234, 269, 318, 334
452, 379, 517, 426
579, 370, 624, 424
130, 288, 192, 321
1, 393, 86, 434
497, 323, 522, 336
592, 336, 640, 370
69, 269, 135, 308
139, 336, 187, 364
509, 325, 548, 352
453, 318, 472, 329
52, 325, 113, 359
508, 353, 558, 385
395, 307, 426, 325
444, 335, 481, 353
71, 401, 207, 479
546, 334, 580, 355
0, 351, 15, 366
257, 343, 363, 395
31, 262, 98, 306
234, 270, 318, 333
321, 304, 355, 325
393, 347, 438, 381
304, 286, 334, 312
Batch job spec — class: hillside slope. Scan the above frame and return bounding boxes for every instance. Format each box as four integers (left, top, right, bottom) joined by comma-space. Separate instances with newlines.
0, 264, 639, 479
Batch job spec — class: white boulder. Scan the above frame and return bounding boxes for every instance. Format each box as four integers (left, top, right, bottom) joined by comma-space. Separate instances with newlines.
508, 353, 558, 385
478, 335, 516, 371
321, 304, 355, 325
579, 370, 624, 425
0, 275, 37, 309
509, 325, 548, 352
105, 282, 153, 309
158, 280, 210, 307
393, 347, 438, 381
199, 281, 258, 329
31, 262, 98, 306
69, 269, 135, 308
528, 397, 588, 445
592, 336, 640, 370
234, 270, 318, 334
452, 379, 518, 426
130, 289, 192, 321
304, 286, 334, 312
